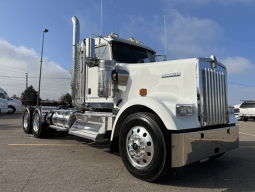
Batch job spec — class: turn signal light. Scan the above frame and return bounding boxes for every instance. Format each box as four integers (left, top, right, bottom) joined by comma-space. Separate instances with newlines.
140, 89, 147, 96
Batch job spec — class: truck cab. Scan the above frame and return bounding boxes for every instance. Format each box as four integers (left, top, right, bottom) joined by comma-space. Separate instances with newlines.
21, 16, 239, 182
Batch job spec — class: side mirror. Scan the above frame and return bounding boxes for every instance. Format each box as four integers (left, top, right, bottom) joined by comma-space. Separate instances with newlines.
85, 37, 97, 67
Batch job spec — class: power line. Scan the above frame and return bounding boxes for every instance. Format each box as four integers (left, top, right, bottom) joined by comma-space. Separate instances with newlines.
0, 76, 71, 79
228, 82, 255, 88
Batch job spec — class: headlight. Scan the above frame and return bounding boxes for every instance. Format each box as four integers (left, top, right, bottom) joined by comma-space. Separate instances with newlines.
176, 104, 194, 116
228, 106, 235, 114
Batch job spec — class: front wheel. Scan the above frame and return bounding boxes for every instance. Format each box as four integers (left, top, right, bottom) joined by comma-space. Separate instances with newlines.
119, 112, 171, 182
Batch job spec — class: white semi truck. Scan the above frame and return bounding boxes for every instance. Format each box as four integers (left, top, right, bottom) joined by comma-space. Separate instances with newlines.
22, 16, 239, 181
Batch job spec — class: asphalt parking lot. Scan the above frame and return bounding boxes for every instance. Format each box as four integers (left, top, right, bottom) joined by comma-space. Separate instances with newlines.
0, 113, 255, 192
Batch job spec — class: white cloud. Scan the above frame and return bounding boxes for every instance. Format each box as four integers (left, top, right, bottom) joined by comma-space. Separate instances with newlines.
121, 10, 224, 59
0, 38, 71, 100
162, 10, 224, 59
222, 56, 254, 75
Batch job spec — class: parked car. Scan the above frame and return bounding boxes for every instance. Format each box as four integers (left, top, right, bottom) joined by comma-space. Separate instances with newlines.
239, 101, 255, 121
234, 108, 241, 121
233, 104, 241, 121
0, 87, 22, 114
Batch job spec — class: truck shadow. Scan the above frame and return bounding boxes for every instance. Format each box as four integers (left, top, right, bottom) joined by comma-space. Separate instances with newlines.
53, 132, 111, 150
52, 132, 255, 191
157, 141, 255, 191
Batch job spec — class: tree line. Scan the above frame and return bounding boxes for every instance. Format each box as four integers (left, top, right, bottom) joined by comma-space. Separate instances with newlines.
12, 85, 72, 106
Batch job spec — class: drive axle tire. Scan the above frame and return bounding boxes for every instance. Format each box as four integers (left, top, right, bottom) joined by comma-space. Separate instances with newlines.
243, 117, 248, 121
32, 108, 56, 138
22, 107, 35, 134
119, 112, 171, 182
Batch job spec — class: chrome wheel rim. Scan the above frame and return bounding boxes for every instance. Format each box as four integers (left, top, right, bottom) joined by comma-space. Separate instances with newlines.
33, 113, 40, 133
126, 126, 154, 168
23, 112, 29, 130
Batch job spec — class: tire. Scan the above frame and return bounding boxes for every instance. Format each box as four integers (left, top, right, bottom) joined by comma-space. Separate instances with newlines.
8, 106, 15, 114
22, 107, 35, 134
119, 112, 171, 182
243, 117, 248, 121
32, 108, 56, 138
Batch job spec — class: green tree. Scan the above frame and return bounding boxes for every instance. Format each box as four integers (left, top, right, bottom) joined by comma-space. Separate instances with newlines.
20, 85, 40, 106
59, 93, 72, 104
11, 94, 21, 100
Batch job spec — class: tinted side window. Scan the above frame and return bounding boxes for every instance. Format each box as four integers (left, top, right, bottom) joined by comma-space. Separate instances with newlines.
0, 93, 5, 99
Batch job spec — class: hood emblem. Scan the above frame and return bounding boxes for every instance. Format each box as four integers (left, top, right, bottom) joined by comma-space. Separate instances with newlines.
162, 72, 181, 78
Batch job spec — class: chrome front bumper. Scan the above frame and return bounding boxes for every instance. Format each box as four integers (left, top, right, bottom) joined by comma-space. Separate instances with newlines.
171, 125, 239, 168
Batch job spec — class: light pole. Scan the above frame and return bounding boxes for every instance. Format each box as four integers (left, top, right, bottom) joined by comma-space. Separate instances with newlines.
37, 29, 48, 106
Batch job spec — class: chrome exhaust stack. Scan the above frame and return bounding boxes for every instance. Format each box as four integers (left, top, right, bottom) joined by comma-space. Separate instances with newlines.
71, 16, 84, 109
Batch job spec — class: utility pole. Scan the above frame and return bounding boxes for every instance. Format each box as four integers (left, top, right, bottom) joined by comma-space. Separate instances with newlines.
37, 29, 48, 106
26, 73, 28, 89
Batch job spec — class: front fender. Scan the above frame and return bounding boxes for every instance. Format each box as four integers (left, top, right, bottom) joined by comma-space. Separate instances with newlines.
111, 95, 199, 140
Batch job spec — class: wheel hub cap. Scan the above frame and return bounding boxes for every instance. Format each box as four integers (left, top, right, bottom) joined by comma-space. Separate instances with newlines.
33, 113, 39, 133
126, 126, 154, 168
23, 112, 29, 130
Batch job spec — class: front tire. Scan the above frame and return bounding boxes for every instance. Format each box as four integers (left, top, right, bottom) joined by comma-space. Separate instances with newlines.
119, 112, 171, 182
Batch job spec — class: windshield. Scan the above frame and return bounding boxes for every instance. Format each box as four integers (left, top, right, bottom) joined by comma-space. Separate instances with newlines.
112, 42, 155, 63
240, 102, 255, 108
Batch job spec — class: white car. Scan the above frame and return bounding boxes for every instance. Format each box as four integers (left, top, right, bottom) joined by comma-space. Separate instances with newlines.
239, 101, 255, 121
234, 108, 241, 121
0, 87, 22, 114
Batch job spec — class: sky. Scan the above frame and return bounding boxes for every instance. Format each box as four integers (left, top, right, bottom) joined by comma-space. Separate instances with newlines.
0, 0, 255, 104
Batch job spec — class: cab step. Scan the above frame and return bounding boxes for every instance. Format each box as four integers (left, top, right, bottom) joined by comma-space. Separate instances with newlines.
68, 111, 116, 142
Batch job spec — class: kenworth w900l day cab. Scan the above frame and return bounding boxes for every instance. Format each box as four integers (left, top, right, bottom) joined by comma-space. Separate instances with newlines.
22, 16, 239, 181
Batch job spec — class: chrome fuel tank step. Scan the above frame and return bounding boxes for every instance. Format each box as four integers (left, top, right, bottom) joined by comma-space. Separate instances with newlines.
69, 111, 116, 142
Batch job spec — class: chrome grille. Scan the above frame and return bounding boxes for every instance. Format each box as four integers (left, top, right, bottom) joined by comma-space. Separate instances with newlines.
201, 68, 228, 126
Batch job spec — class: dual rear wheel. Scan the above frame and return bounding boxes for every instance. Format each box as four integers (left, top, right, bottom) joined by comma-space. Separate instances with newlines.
22, 107, 56, 138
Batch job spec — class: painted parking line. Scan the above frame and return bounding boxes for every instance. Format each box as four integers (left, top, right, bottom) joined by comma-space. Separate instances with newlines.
239, 132, 255, 137
9, 144, 87, 147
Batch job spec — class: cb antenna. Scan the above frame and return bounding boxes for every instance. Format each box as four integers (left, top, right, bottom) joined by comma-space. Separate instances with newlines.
100, 0, 103, 36
164, 14, 167, 57
117, 5, 119, 35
